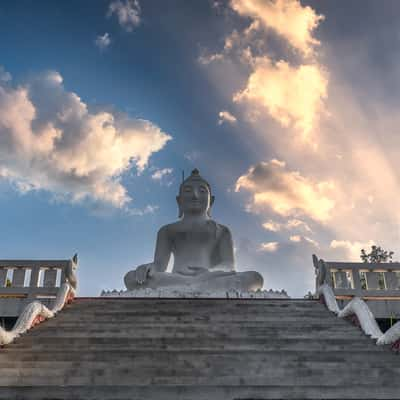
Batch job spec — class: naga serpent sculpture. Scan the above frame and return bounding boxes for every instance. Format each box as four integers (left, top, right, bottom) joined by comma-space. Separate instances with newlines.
0, 254, 78, 346
316, 257, 400, 351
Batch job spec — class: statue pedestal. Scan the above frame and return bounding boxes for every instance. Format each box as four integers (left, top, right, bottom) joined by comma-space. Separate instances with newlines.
100, 287, 289, 299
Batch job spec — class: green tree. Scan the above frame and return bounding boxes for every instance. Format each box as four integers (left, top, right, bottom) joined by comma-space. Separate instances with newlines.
360, 245, 394, 263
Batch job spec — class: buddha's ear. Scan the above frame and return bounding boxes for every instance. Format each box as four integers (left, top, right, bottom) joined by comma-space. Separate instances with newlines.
207, 195, 215, 217
176, 195, 183, 218
210, 195, 215, 207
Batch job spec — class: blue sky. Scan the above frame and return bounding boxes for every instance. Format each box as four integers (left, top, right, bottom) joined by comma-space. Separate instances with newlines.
1, 0, 400, 297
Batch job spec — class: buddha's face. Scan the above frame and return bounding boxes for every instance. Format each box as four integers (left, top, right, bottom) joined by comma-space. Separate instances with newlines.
177, 179, 214, 217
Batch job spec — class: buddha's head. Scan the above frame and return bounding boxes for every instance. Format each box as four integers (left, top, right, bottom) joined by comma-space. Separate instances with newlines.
177, 169, 215, 218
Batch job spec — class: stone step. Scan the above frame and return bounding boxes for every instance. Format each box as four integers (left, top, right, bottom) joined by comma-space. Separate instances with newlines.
59, 310, 334, 320
15, 329, 367, 342
26, 319, 361, 330
38, 319, 354, 328
56, 307, 340, 314
64, 305, 326, 315
68, 297, 316, 308
45, 317, 344, 327
67, 299, 324, 311
47, 309, 343, 318
64, 303, 328, 313
1, 384, 400, 400
1, 349, 396, 363
9, 337, 382, 352
59, 307, 330, 318
23, 324, 363, 339
0, 361, 399, 386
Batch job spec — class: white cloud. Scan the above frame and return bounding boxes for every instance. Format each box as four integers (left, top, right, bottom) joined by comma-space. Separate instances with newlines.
127, 204, 159, 216
235, 160, 335, 223
0, 66, 11, 82
230, 0, 324, 56
289, 235, 301, 242
198, 53, 224, 65
212, 1, 223, 9
184, 151, 200, 162
259, 241, 279, 252
0, 70, 171, 207
218, 110, 237, 125
95, 33, 111, 50
108, 0, 141, 32
151, 168, 173, 181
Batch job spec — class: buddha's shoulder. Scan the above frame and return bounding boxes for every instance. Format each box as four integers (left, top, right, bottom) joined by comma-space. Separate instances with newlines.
206, 220, 232, 239
212, 222, 232, 237
157, 222, 180, 236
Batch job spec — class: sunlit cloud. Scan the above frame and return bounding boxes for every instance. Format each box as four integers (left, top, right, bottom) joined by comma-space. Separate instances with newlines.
330, 240, 375, 262
303, 236, 319, 247
108, 0, 141, 32
234, 57, 328, 142
235, 159, 335, 223
230, 0, 324, 56
218, 110, 237, 125
262, 220, 281, 232
0, 69, 171, 207
198, 20, 261, 66
286, 218, 312, 233
201, 1, 328, 142
259, 241, 279, 252
289, 235, 318, 247
263, 218, 312, 233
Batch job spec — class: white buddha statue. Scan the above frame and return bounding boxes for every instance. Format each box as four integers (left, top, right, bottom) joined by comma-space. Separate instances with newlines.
124, 169, 263, 292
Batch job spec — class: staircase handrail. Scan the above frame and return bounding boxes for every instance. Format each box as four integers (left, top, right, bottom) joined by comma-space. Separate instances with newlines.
0, 255, 78, 345
318, 283, 400, 348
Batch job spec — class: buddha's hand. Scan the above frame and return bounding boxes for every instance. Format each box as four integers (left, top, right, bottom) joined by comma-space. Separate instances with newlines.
135, 263, 154, 284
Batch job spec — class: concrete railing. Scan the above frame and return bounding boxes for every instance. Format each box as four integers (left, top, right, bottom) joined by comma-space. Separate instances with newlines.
318, 284, 400, 351
0, 254, 78, 345
0, 255, 78, 317
313, 254, 400, 318
313, 254, 400, 351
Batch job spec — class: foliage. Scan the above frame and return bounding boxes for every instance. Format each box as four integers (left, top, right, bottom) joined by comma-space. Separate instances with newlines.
360, 245, 394, 263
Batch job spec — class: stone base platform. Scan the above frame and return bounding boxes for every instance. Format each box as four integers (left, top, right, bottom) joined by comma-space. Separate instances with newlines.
100, 287, 289, 298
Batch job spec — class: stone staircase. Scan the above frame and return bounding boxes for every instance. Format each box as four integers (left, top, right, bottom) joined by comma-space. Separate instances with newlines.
0, 298, 399, 399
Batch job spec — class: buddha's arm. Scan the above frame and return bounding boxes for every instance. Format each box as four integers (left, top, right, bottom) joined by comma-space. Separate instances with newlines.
152, 226, 172, 272
211, 226, 235, 272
